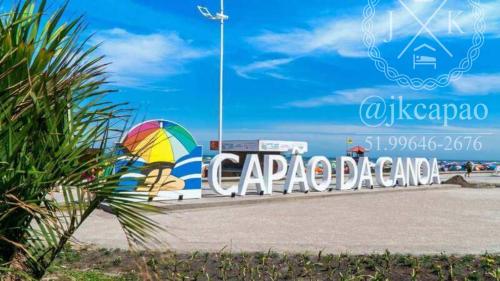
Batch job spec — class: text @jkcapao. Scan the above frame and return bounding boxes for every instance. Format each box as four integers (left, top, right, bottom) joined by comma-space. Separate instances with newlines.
208, 154, 441, 196
360, 95, 488, 127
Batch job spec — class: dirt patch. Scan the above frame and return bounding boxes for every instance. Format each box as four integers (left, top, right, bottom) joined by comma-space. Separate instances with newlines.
444, 175, 477, 188
444, 175, 500, 188
44, 247, 500, 281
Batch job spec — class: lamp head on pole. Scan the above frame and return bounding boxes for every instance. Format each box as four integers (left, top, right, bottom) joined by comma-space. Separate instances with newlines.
197, 5, 228, 21
197, 6, 216, 19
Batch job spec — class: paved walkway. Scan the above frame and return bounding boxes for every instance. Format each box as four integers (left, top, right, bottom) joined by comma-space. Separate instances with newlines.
74, 185, 500, 255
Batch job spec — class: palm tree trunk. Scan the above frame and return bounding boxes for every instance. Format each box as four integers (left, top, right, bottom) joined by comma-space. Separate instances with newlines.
5, 249, 30, 281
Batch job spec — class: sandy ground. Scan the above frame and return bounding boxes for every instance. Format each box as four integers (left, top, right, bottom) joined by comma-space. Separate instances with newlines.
73, 173, 500, 255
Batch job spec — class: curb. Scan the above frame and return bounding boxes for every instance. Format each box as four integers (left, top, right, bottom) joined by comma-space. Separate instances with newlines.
100, 184, 460, 214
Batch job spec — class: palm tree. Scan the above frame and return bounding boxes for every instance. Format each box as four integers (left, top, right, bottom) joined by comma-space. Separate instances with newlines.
0, 1, 162, 279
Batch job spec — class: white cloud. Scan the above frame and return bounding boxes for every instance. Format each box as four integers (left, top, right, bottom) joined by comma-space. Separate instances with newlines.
282, 85, 436, 108
93, 28, 212, 86
248, 1, 500, 58
281, 71, 500, 108
451, 73, 500, 95
233, 58, 295, 79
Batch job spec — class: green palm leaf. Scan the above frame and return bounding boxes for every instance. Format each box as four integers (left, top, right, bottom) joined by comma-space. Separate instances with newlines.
0, 1, 163, 279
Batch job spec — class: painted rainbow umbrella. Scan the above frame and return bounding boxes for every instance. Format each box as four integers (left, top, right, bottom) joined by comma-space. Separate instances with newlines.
122, 120, 198, 164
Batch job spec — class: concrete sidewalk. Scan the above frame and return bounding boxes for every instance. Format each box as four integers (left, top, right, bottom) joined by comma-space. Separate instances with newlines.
106, 172, 498, 212
75, 186, 500, 255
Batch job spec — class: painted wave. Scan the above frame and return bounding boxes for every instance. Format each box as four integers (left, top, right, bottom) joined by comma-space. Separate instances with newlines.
114, 146, 202, 192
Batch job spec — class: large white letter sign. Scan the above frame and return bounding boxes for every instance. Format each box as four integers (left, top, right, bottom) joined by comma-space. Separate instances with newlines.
430, 158, 441, 184
238, 154, 266, 196
263, 155, 288, 195
375, 157, 393, 187
209, 153, 239, 196
391, 157, 406, 187
356, 157, 374, 189
336, 157, 358, 190
306, 156, 332, 192
416, 158, 431, 185
284, 154, 309, 193
403, 158, 419, 186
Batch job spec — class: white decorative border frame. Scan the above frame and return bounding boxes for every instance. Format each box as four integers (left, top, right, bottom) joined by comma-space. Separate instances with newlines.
362, 0, 485, 90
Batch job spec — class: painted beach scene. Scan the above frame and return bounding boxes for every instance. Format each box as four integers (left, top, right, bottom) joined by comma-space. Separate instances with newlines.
115, 120, 203, 201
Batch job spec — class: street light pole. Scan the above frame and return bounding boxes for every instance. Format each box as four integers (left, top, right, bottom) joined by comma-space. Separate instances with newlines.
198, 1, 228, 184
197, 1, 228, 158
218, 0, 225, 157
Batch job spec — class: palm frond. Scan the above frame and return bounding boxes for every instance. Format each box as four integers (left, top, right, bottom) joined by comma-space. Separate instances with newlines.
0, 1, 163, 279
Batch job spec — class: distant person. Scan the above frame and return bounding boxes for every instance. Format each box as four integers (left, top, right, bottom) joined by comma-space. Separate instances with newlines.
465, 161, 473, 178
82, 168, 97, 182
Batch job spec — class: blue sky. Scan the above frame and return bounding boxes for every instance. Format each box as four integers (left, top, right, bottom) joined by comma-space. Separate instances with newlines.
17, 0, 500, 159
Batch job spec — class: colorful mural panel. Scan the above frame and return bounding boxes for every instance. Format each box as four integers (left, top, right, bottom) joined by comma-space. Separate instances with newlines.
115, 120, 202, 201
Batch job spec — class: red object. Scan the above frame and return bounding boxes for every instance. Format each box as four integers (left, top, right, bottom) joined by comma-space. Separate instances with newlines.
210, 141, 220, 151
349, 146, 367, 154
82, 171, 96, 182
